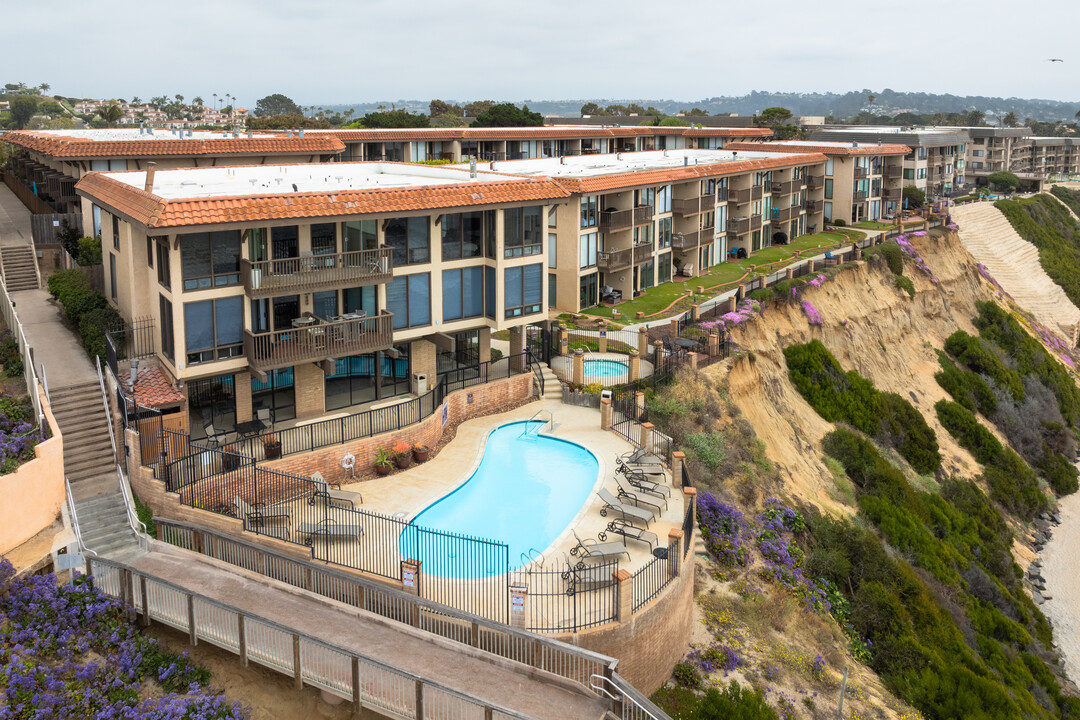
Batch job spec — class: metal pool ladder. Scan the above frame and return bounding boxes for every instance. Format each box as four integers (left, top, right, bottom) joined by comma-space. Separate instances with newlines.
520, 409, 553, 440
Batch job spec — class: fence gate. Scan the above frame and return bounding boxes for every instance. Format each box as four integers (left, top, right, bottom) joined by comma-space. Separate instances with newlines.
526, 324, 553, 364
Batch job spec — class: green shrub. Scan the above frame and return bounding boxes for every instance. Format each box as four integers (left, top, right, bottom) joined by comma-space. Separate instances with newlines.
75, 236, 102, 266
1036, 451, 1079, 495
1050, 185, 1080, 216
0, 331, 22, 379
489, 348, 503, 361
893, 274, 915, 298
694, 682, 779, 720
944, 330, 1024, 403
935, 352, 997, 416
672, 661, 701, 689
995, 195, 1080, 314
78, 306, 123, 360
684, 432, 726, 470
879, 243, 904, 275
935, 399, 1002, 464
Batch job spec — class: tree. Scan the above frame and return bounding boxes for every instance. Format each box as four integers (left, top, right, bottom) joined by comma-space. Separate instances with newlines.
174, 93, 184, 105
430, 113, 467, 128
988, 171, 1021, 193
357, 109, 429, 129
254, 93, 300, 117
245, 113, 332, 130
963, 109, 986, 126
683, 108, 709, 116
464, 100, 495, 117
657, 116, 690, 126
580, 102, 602, 116
471, 103, 543, 128
9, 96, 37, 129
39, 100, 63, 116
429, 99, 461, 117
39, 82, 50, 94
192, 96, 204, 107
100, 102, 124, 127
131, 96, 141, 106
1001, 111, 1019, 128
755, 106, 794, 127
868, 94, 876, 107
902, 185, 925, 209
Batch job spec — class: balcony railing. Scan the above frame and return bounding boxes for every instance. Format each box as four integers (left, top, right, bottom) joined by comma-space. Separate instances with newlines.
853, 167, 868, 179
633, 243, 653, 264
883, 188, 902, 201
771, 180, 798, 195
806, 175, 824, 190
599, 206, 653, 231
242, 248, 393, 298
804, 200, 821, 213
770, 206, 801, 222
729, 186, 763, 204
243, 312, 394, 374
672, 196, 704, 216
885, 165, 903, 179
671, 227, 714, 251
596, 247, 633, 271
852, 190, 867, 202
727, 215, 761, 235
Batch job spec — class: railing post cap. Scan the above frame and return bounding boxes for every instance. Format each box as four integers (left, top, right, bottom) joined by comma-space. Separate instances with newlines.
614, 569, 632, 582
641, 422, 654, 430
628, 349, 638, 357
683, 486, 698, 496
601, 397, 611, 405
667, 528, 685, 541
672, 451, 686, 459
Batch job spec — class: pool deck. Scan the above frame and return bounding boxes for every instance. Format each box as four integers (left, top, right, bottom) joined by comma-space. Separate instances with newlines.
549, 352, 655, 386
340, 399, 684, 577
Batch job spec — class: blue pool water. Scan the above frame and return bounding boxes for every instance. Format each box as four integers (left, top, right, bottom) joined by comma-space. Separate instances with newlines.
399, 421, 598, 578
584, 359, 628, 378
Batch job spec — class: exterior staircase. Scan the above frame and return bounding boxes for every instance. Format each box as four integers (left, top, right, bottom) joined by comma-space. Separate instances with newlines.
72, 486, 144, 563
0, 245, 39, 291
537, 362, 561, 400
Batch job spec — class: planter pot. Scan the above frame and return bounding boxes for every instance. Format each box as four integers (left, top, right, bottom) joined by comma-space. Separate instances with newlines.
413, 447, 431, 463
222, 451, 241, 471
264, 443, 282, 460
394, 454, 412, 470
375, 463, 393, 476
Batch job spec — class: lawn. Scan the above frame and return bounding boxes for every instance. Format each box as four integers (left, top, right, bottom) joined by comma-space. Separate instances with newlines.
853, 220, 894, 230
581, 230, 864, 320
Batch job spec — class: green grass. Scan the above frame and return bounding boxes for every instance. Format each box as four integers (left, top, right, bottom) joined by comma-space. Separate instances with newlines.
853, 220, 893, 230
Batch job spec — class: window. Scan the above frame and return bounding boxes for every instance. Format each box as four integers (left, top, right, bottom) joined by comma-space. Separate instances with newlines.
109, 254, 117, 301
903, 169, 915, 180
824, 179, 833, 200
112, 215, 120, 250
917, 168, 927, 180
635, 187, 655, 208
580, 196, 599, 228
823, 201, 833, 220
485, 267, 496, 319
656, 185, 672, 213
634, 224, 653, 247
159, 295, 173, 363
386, 273, 431, 329
548, 274, 557, 308
312, 290, 338, 320
548, 233, 557, 268
92, 204, 102, 238
184, 296, 243, 364
311, 223, 336, 255
548, 206, 557, 228
658, 218, 672, 248
824, 158, 834, 176
917, 148, 928, 160
504, 264, 543, 318
385, 217, 430, 265
146, 236, 154, 268
579, 232, 598, 269
442, 267, 484, 322
640, 259, 654, 290
156, 239, 170, 289
504, 206, 543, 258
179, 231, 241, 290
659, 253, 672, 284
441, 211, 491, 260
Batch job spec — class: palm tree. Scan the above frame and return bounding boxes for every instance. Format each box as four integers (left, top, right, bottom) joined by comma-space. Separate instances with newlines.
212, 93, 218, 111
39, 82, 50, 94
174, 93, 184, 105
192, 96, 204, 107
131, 96, 141, 106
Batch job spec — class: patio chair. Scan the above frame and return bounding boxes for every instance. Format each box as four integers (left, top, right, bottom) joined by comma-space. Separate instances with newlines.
256, 408, 274, 430
569, 529, 631, 565
618, 465, 672, 502
601, 518, 658, 549
597, 488, 655, 527
234, 496, 292, 532
620, 448, 664, 468
616, 457, 666, 481
561, 556, 616, 589
308, 471, 363, 508
203, 421, 230, 446
296, 518, 364, 546
614, 475, 667, 514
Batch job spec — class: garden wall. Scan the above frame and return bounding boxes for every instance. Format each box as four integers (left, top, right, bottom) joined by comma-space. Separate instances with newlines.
0, 389, 64, 554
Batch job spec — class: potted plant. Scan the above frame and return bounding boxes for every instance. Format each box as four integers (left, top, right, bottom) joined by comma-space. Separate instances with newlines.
413, 442, 431, 463
392, 440, 412, 469
263, 434, 282, 460
374, 446, 394, 475
222, 444, 242, 471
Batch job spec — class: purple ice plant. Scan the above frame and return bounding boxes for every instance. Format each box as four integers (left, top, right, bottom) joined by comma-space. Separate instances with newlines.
801, 301, 823, 325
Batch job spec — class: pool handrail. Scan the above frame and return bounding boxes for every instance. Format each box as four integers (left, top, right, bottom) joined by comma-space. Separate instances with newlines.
521, 409, 554, 439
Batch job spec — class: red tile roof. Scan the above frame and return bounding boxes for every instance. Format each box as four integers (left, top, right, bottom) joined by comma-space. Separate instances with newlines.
2, 130, 345, 159
129, 366, 185, 408
75, 165, 572, 229
305, 126, 773, 142
725, 141, 911, 156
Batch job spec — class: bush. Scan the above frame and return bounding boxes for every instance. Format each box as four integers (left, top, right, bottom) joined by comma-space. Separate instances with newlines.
0, 330, 22, 379
46, 268, 116, 358
672, 661, 702, 688
75, 236, 102, 265
684, 432, 726, 470
894, 274, 915, 298
944, 330, 1025, 403
935, 400, 1002, 464
694, 682, 779, 720
78, 306, 123, 360
935, 352, 997, 416
880, 243, 904, 276
489, 348, 503, 361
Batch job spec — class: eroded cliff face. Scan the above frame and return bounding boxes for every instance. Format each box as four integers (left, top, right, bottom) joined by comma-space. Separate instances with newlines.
722, 232, 1000, 511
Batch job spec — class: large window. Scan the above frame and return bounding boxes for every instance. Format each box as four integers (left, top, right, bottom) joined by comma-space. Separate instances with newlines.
548, 233, 557, 268
179, 231, 241, 291
579, 231, 598, 269
824, 179, 833, 200
548, 273, 557, 308
109, 254, 117, 301
485, 267, 496, 319
580, 196, 599, 228
504, 264, 543, 318
443, 267, 484, 322
635, 187, 655, 208
311, 223, 336, 255
112, 215, 120, 250
441, 211, 491, 260
659, 253, 672, 284
386, 273, 431, 329
658, 217, 672, 249
156, 239, 170, 289
342, 220, 378, 252
504, 206, 543, 258
312, 290, 338, 320
184, 296, 243, 364
385, 217, 431, 266
159, 295, 173, 363
656, 185, 672, 214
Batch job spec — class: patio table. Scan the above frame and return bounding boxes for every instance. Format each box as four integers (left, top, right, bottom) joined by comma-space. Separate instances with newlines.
235, 419, 266, 438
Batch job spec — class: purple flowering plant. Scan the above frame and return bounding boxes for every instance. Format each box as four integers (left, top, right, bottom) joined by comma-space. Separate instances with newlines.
0, 395, 42, 475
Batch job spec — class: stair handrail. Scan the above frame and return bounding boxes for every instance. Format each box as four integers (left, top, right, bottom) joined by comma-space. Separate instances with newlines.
590, 673, 671, 720
95, 356, 117, 461
520, 409, 553, 439
39, 362, 50, 405
115, 463, 149, 551
65, 477, 98, 558
526, 347, 545, 396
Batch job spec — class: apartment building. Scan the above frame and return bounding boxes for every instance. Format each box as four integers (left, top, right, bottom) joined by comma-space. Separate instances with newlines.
726, 141, 910, 223
74, 162, 568, 431
2, 128, 345, 230
465, 149, 826, 313
810, 127, 970, 201
308, 126, 772, 164
1013, 137, 1080, 180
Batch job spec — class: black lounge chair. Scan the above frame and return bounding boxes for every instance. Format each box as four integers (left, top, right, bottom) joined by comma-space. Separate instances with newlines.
600, 518, 658, 549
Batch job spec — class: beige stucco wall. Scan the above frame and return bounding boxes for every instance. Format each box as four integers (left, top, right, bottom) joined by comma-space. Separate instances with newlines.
0, 389, 64, 555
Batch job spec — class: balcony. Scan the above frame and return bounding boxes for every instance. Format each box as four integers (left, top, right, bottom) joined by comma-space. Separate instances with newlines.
885, 165, 902, 179
771, 180, 798, 195
804, 200, 821, 213
729, 186, 763, 204
672, 196, 710, 216
770, 206, 801, 222
243, 312, 395, 375
853, 167, 868, 179
716, 188, 729, 202
633, 243, 653, 264
671, 227, 714, 251
242, 248, 394, 299
883, 188, 901, 201
806, 175, 824, 190
726, 215, 761, 235
852, 190, 867, 202
599, 206, 653, 231
596, 247, 633, 272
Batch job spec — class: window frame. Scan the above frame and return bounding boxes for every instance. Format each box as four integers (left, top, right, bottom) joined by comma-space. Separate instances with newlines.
441, 266, 485, 322
504, 206, 544, 258
503, 263, 543, 319
179, 230, 242, 292
183, 296, 244, 365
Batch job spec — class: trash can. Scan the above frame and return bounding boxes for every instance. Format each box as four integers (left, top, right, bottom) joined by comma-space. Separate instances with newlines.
412, 373, 428, 394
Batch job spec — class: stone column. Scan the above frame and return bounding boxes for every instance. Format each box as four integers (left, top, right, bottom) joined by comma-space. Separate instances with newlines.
854, 244, 862, 261
628, 351, 640, 382
634, 391, 645, 420
653, 341, 664, 366
688, 352, 698, 370
696, 285, 705, 295
615, 569, 633, 622
600, 397, 613, 430
477, 326, 492, 364
672, 451, 686, 487
667, 529, 684, 576
410, 339, 438, 395
807, 259, 816, 273
736, 284, 746, 301
597, 320, 607, 353
573, 349, 585, 385
509, 326, 526, 372
708, 333, 720, 357
684, 487, 698, 528
509, 583, 528, 631
726, 296, 737, 313
638, 327, 650, 357
639, 421, 654, 450
785, 267, 794, 280
670, 317, 681, 337
690, 304, 700, 322
234, 370, 253, 423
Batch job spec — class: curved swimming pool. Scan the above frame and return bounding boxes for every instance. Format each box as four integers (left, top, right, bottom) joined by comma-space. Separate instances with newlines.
584, 358, 628, 379
399, 421, 598, 578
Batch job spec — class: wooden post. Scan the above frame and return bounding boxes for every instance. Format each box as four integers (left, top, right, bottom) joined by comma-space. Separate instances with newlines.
351, 657, 362, 719
415, 679, 425, 719
293, 634, 303, 689
470, 621, 480, 648
187, 594, 197, 645
238, 615, 248, 667
598, 320, 607, 353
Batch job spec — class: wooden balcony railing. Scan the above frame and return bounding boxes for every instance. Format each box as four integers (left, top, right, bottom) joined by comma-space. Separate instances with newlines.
771, 180, 798, 195
853, 167, 868, 179
729, 186, 763, 204
672, 197, 702, 216
750, 214, 762, 231
885, 165, 903, 179
596, 247, 633, 271
243, 312, 394, 374
852, 190, 868, 202
727, 215, 762, 235
770, 206, 801, 222
806, 175, 824, 190
242, 248, 393, 298
883, 187, 902, 201
599, 206, 653, 231
671, 227, 713, 251
804, 200, 822, 213
633, 243, 653, 264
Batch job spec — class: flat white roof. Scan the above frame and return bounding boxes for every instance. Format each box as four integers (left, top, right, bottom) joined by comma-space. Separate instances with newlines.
456, 149, 798, 179
103, 162, 521, 199
27, 128, 276, 142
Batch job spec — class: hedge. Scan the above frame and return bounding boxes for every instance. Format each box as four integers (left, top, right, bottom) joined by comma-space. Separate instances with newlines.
46, 269, 122, 359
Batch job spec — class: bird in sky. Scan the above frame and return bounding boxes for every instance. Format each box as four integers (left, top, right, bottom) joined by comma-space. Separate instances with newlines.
1047, 58, 1064, 62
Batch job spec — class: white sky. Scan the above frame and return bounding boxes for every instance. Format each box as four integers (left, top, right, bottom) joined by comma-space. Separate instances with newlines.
9, 0, 1078, 107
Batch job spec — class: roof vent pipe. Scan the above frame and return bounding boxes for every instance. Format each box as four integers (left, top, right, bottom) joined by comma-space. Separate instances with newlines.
187, 128, 193, 138
143, 162, 157, 193
560, 156, 565, 165
852, 142, 858, 148
684, 156, 689, 166
247, 131, 253, 139
469, 158, 477, 179
286, 130, 292, 138
299, 129, 305, 138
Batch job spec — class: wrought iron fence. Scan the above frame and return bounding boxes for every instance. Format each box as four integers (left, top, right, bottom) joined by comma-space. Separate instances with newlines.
631, 539, 680, 612
510, 557, 620, 633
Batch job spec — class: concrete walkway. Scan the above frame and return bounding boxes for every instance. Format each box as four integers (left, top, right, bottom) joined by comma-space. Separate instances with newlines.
130, 545, 609, 719
0, 183, 33, 248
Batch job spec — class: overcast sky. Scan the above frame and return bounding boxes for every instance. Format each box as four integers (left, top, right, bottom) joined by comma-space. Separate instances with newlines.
9, 0, 1077, 107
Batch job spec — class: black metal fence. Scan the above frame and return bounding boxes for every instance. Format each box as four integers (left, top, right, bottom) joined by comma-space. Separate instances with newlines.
631, 538, 681, 612
511, 557, 620, 632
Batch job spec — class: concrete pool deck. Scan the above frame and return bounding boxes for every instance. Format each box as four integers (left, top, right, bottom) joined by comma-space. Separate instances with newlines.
549, 352, 656, 386
339, 399, 684, 577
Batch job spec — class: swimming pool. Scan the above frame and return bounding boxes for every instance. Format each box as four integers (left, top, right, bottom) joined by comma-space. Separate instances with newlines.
399, 421, 598, 578
584, 358, 628, 379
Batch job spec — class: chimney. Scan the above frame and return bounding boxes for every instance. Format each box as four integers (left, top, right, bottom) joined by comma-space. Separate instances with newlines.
143, 162, 157, 193
129, 359, 139, 391
560, 156, 565, 165
852, 142, 858, 148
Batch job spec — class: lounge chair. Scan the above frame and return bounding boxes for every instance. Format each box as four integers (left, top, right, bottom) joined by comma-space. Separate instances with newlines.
569, 529, 631, 565
234, 496, 292, 532
601, 518, 658, 549
296, 519, 364, 546
616, 462, 672, 500
617, 457, 666, 481
561, 558, 617, 589
308, 471, 363, 508
597, 488, 655, 527
615, 475, 667, 514
620, 448, 664, 468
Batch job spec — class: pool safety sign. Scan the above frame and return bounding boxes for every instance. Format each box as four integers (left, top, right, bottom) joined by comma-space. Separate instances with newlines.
442, 402, 449, 426
510, 584, 527, 613
403, 565, 416, 588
